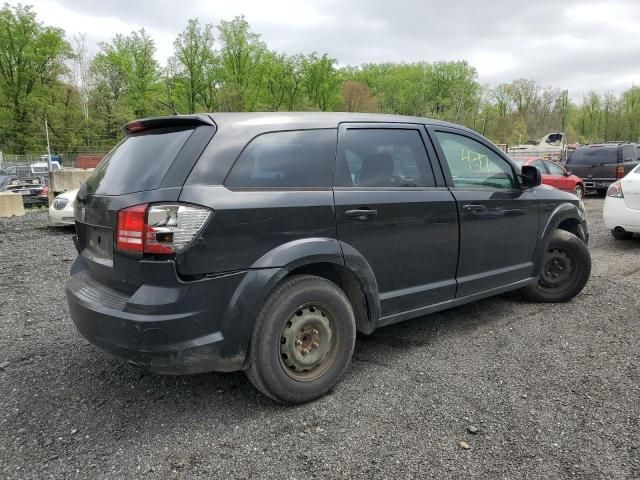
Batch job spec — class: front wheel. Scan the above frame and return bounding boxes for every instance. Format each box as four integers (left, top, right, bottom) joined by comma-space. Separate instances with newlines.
573, 185, 584, 198
246, 275, 356, 404
520, 230, 591, 303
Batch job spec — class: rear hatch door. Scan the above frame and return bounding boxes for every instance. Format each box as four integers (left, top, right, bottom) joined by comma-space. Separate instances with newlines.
74, 115, 215, 292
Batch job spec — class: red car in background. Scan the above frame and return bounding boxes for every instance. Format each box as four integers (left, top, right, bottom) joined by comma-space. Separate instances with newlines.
515, 157, 585, 198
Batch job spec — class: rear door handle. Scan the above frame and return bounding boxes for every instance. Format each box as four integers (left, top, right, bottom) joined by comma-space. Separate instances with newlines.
345, 208, 378, 219
462, 204, 486, 212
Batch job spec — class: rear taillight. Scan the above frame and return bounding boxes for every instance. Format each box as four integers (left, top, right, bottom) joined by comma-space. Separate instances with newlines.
116, 203, 211, 254
616, 165, 625, 179
607, 181, 624, 198
117, 204, 147, 252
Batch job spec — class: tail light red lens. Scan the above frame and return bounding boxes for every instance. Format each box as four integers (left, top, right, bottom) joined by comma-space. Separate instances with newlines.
116, 204, 147, 252
616, 165, 625, 179
116, 203, 211, 254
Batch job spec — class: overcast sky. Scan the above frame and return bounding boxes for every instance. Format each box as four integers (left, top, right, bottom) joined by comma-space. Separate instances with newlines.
11, 0, 640, 99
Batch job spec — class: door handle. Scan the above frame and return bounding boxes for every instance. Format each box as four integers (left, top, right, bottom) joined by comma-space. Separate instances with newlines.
462, 204, 486, 212
345, 208, 378, 219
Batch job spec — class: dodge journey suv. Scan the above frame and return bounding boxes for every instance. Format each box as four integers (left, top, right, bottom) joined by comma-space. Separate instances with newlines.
66, 113, 591, 404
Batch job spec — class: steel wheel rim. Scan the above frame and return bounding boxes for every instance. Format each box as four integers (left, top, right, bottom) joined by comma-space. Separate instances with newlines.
279, 303, 338, 382
574, 186, 583, 198
539, 247, 576, 293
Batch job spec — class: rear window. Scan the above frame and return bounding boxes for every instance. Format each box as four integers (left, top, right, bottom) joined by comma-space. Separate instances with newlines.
225, 129, 336, 189
567, 146, 618, 165
87, 127, 194, 195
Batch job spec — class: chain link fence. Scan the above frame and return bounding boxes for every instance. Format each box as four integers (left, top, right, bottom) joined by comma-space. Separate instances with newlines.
1, 149, 107, 173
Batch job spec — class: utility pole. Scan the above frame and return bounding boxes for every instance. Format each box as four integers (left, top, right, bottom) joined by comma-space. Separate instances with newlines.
45, 118, 54, 205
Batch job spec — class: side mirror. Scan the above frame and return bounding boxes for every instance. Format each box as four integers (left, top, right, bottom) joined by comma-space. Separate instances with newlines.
565, 170, 572, 176
521, 165, 542, 189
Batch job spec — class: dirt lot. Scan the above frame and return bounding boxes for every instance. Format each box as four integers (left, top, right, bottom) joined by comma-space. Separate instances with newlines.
0, 197, 639, 479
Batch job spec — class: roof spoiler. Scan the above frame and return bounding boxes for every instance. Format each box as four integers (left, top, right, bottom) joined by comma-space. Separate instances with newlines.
123, 114, 215, 134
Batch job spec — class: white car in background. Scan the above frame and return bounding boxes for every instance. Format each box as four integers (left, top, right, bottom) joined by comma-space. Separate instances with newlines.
603, 165, 640, 239
49, 189, 77, 226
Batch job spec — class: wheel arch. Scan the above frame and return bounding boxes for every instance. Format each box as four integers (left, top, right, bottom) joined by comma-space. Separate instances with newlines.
534, 203, 587, 276
221, 238, 381, 369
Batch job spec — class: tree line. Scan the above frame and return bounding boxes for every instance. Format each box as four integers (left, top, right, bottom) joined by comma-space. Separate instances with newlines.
1, 3, 639, 155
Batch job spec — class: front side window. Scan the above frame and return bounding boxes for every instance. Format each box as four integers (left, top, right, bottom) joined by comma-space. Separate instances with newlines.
225, 129, 336, 188
545, 161, 566, 175
335, 128, 435, 187
434, 131, 517, 190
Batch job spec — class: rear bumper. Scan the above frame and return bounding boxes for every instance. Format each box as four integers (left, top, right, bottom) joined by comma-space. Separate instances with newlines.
603, 197, 640, 232
584, 179, 613, 190
66, 255, 249, 374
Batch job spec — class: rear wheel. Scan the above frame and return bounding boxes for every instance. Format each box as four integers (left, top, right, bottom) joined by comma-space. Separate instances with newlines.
611, 227, 633, 240
573, 185, 584, 198
246, 275, 356, 404
520, 230, 591, 303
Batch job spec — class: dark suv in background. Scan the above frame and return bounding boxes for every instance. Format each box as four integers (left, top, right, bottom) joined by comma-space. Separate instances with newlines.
566, 142, 639, 194
66, 113, 591, 404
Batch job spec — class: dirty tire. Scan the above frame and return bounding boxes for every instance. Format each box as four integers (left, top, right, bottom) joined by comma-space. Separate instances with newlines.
246, 274, 356, 404
520, 229, 591, 303
611, 228, 633, 240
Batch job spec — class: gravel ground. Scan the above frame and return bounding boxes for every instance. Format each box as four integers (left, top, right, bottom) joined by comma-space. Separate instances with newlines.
0, 197, 639, 479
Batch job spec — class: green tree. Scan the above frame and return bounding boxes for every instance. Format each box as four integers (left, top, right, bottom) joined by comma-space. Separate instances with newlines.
92, 29, 159, 120
217, 15, 267, 111
302, 53, 340, 111
0, 3, 71, 153
172, 19, 216, 113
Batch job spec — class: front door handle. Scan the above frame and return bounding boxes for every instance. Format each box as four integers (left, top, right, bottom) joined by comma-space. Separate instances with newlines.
345, 208, 378, 219
462, 204, 486, 212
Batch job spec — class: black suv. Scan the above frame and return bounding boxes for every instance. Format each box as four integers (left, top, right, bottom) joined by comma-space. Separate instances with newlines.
566, 142, 639, 194
66, 113, 591, 404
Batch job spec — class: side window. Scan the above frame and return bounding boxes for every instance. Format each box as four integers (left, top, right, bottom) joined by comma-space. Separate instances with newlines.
434, 131, 517, 190
532, 160, 549, 173
545, 161, 565, 175
335, 128, 435, 187
225, 129, 336, 188
621, 145, 635, 162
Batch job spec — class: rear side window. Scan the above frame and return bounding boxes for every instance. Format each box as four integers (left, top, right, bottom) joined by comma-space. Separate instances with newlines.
335, 129, 435, 187
225, 129, 336, 189
88, 128, 194, 195
567, 147, 618, 165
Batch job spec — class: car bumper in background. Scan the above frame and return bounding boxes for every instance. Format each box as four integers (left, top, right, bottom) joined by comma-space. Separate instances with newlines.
584, 180, 613, 191
65, 255, 249, 374
603, 197, 640, 233
49, 204, 75, 225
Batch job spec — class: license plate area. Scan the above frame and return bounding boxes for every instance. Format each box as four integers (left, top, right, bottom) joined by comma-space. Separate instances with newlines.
87, 225, 113, 261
